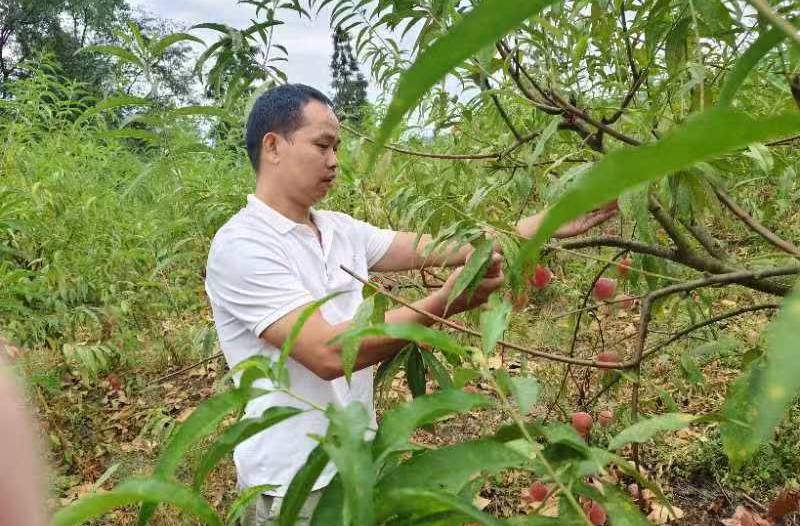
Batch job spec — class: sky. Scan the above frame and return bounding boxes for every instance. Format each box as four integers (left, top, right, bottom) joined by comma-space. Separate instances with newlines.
129, 0, 378, 99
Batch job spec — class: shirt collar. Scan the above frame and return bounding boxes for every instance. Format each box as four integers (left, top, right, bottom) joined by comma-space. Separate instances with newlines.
246, 194, 326, 237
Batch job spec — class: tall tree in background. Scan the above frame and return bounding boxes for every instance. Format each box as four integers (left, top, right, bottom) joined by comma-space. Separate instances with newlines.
329, 26, 367, 123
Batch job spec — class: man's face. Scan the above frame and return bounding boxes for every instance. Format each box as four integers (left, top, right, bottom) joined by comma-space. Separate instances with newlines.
269, 100, 340, 206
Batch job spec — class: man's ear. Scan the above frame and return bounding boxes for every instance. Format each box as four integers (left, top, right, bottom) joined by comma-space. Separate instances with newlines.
261, 132, 281, 165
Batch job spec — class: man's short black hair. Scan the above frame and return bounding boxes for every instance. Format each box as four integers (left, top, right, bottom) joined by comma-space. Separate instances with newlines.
245, 83, 334, 170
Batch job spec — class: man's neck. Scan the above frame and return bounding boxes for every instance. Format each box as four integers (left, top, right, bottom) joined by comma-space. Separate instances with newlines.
254, 178, 312, 226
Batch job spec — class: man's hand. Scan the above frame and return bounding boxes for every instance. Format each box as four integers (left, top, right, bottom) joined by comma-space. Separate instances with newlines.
552, 199, 618, 239
514, 199, 618, 243
435, 252, 504, 317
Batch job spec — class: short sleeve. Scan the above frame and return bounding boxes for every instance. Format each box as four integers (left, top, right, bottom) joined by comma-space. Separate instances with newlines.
348, 217, 397, 269
205, 234, 315, 338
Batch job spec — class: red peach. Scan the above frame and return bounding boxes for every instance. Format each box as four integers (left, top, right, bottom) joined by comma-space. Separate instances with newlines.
596, 352, 619, 365
588, 501, 607, 525
571, 411, 593, 437
532, 265, 553, 290
528, 480, 548, 502
593, 278, 617, 301
598, 410, 613, 427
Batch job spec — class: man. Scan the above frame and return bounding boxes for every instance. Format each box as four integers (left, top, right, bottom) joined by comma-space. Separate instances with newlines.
204, 84, 616, 525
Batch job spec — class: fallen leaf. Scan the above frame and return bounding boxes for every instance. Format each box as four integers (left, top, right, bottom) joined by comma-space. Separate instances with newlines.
720, 506, 772, 526
474, 495, 491, 510
647, 502, 685, 524
767, 489, 799, 521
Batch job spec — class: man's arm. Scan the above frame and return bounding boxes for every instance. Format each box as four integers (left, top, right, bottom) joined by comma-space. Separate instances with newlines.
372, 200, 618, 273
261, 254, 503, 381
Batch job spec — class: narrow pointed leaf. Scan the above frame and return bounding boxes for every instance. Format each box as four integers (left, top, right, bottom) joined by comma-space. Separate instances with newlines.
380, 488, 505, 526
80, 44, 145, 69
281, 293, 341, 367
373, 390, 492, 459
420, 350, 453, 390
279, 443, 330, 526
151, 32, 205, 57
722, 288, 800, 468
194, 406, 303, 489
53, 478, 221, 526
322, 403, 374, 526
342, 294, 378, 383
480, 293, 512, 355
596, 483, 651, 526
510, 109, 800, 289
609, 413, 699, 450
337, 322, 467, 358
718, 26, 787, 106
373, 0, 559, 154
225, 484, 280, 526
138, 387, 258, 525
447, 238, 495, 312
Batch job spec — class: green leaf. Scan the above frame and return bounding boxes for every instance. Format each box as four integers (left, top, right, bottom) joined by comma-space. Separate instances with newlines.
446, 238, 495, 312
510, 108, 800, 290
97, 129, 160, 143
53, 478, 222, 526
376, 439, 528, 515
151, 32, 205, 57
342, 294, 379, 383
279, 443, 330, 526
406, 346, 428, 398
337, 323, 468, 358
480, 293, 512, 355
721, 358, 766, 469
609, 413, 699, 450
194, 406, 303, 490
373, 0, 559, 156
379, 488, 505, 526
373, 389, 492, 460
719, 27, 788, 106
75, 96, 153, 125
420, 350, 453, 390
322, 403, 374, 526
280, 293, 341, 371
165, 105, 234, 121
722, 289, 800, 468
80, 44, 145, 70
225, 484, 280, 526
138, 387, 258, 525
596, 483, 651, 526
309, 476, 345, 526
665, 17, 690, 76
496, 371, 540, 417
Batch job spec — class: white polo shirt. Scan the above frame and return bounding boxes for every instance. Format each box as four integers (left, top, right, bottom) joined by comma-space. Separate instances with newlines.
204, 194, 396, 496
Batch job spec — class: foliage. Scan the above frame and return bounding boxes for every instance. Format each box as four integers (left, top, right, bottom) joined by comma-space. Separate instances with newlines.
2, 0, 800, 524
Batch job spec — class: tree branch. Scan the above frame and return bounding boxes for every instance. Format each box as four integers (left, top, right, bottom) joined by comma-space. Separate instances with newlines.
341, 122, 539, 162
713, 186, 800, 257
551, 236, 792, 295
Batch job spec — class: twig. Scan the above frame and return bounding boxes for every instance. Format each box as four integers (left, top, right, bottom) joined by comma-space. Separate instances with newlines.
585, 303, 780, 406
713, 186, 800, 258
747, 0, 800, 48
341, 265, 636, 368
483, 77, 522, 141
641, 304, 779, 359
341, 122, 539, 161
553, 236, 792, 296
153, 353, 223, 385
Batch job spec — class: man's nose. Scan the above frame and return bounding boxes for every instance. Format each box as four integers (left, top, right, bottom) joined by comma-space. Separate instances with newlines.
327, 150, 338, 169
